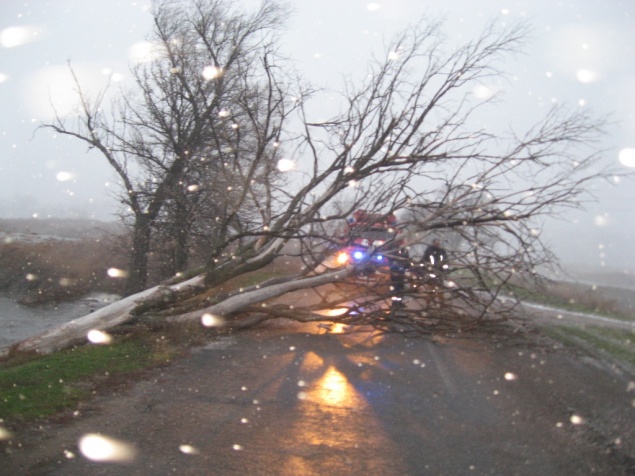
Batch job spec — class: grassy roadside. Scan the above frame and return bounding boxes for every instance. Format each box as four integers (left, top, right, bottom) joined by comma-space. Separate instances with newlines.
514, 280, 635, 373
509, 282, 635, 323
0, 260, 298, 429
540, 325, 635, 372
0, 328, 196, 427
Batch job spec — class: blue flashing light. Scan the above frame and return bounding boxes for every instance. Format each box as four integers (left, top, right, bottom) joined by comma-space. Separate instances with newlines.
353, 250, 365, 260
375, 255, 384, 261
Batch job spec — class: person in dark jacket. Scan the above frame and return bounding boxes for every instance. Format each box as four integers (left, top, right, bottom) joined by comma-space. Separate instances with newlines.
419, 238, 448, 306
389, 246, 409, 309
422, 238, 447, 271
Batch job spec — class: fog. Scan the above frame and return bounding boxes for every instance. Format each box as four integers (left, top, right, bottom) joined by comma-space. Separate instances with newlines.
1, 0, 634, 273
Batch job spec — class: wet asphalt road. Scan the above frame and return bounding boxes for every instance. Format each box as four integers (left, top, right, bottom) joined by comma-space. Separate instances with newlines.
4, 321, 635, 475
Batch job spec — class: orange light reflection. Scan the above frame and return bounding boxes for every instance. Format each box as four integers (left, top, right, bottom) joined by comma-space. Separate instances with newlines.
278, 353, 404, 474
314, 308, 348, 317
308, 366, 358, 407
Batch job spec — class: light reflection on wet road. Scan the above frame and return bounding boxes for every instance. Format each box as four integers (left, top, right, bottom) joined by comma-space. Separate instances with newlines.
4, 322, 634, 475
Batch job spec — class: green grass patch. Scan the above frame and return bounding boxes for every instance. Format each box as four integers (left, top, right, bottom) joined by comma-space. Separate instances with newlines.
504, 282, 635, 323
0, 258, 298, 424
0, 337, 167, 421
542, 325, 635, 368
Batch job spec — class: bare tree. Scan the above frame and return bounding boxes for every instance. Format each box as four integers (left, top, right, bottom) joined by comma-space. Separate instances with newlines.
41, 0, 294, 295
15, 16, 613, 355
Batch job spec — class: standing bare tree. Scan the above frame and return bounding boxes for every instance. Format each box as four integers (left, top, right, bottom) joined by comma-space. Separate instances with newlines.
41, 0, 296, 295
17, 14, 612, 355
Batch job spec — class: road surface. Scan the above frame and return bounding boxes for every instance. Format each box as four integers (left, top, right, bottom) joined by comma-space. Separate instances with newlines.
2, 321, 635, 475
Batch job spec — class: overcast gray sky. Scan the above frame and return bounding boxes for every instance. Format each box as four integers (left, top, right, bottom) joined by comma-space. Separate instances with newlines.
1, 0, 634, 272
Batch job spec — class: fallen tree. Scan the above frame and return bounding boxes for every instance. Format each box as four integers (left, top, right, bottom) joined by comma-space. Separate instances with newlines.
2, 267, 360, 356
12, 4, 617, 355
2, 284, 167, 356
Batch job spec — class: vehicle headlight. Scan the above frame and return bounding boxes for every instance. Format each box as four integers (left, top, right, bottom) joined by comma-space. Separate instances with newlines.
353, 250, 365, 260
336, 252, 349, 265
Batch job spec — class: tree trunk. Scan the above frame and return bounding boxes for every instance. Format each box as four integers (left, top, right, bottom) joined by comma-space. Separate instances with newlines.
124, 216, 152, 296
2, 276, 206, 356
2, 286, 158, 356
173, 205, 190, 275
2, 268, 353, 357
170, 267, 354, 323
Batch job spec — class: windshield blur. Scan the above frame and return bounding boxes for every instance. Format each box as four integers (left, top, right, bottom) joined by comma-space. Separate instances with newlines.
1, 1, 634, 474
